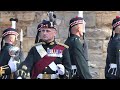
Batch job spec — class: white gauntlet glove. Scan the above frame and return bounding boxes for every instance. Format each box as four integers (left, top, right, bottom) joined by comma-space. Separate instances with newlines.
17, 77, 22, 79
56, 64, 65, 75
8, 58, 18, 73
109, 64, 117, 68
108, 63, 117, 75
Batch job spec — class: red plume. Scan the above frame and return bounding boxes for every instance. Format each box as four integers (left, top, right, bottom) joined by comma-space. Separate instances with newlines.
116, 16, 120, 19
76, 16, 79, 18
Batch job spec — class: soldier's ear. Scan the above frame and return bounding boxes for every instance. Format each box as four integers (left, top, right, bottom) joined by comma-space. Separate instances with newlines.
54, 30, 57, 37
54, 33, 57, 37
54, 29, 57, 33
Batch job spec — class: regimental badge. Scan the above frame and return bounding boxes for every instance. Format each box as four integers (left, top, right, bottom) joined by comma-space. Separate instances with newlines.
50, 22, 53, 27
47, 48, 63, 57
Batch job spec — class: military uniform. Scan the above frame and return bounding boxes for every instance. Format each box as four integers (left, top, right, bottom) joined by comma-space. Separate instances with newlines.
0, 43, 14, 79
65, 34, 92, 79
15, 16, 71, 79
16, 40, 71, 79
105, 33, 120, 79
105, 16, 120, 79
65, 16, 92, 79
0, 28, 22, 79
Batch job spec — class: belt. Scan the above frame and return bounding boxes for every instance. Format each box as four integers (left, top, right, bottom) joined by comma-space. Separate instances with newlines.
37, 74, 59, 79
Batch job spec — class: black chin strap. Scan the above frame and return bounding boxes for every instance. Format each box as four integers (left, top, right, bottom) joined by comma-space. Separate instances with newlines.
83, 33, 89, 62
110, 31, 114, 40
1, 37, 4, 51
35, 30, 40, 44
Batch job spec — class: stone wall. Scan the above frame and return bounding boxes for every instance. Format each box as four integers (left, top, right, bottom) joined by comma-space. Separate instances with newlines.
0, 11, 119, 79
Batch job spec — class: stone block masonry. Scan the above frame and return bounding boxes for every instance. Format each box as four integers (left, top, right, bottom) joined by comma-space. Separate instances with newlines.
0, 11, 119, 79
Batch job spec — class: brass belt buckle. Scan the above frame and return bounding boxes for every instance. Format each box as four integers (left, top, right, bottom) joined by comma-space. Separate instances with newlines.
43, 74, 51, 79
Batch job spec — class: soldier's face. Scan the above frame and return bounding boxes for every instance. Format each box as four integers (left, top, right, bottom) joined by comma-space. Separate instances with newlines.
5, 34, 17, 45
115, 25, 120, 32
76, 24, 84, 36
72, 24, 84, 36
39, 28, 57, 42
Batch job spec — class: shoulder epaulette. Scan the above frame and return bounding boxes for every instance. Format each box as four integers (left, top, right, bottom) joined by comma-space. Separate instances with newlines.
34, 42, 42, 46
56, 42, 69, 48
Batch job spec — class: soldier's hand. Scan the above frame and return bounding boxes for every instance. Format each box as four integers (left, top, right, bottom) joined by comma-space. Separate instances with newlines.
8, 58, 18, 73
56, 64, 65, 75
15, 69, 30, 79
15, 69, 26, 79
17, 76, 22, 79
109, 64, 117, 68
108, 63, 117, 75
